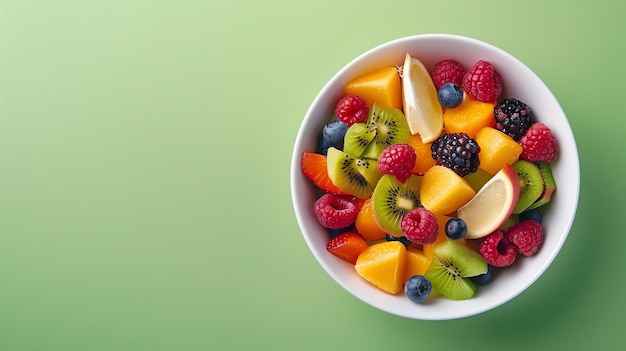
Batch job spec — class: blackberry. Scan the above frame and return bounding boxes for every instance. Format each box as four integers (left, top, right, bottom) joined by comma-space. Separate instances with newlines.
494, 98, 534, 141
431, 133, 480, 177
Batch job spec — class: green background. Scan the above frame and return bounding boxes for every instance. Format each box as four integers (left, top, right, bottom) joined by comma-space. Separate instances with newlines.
1, 0, 622, 350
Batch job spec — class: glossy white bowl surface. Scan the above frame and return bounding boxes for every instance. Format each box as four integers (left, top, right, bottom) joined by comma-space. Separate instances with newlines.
291, 34, 579, 320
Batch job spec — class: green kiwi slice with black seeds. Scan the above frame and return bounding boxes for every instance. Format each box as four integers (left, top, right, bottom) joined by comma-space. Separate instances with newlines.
512, 160, 544, 214
371, 174, 422, 236
526, 162, 557, 211
424, 239, 488, 300
360, 103, 410, 159
326, 147, 383, 199
343, 123, 376, 157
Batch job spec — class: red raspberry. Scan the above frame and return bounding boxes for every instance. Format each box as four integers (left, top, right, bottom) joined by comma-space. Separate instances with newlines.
377, 144, 416, 183
479, 229, 518, 267
334, 95, 369, 126
313, 194, 359, 229
518, 123, 559, 162
506, 220, 543, 256
400, 207, 438, 245
461, 60, 503, 102
431, 59, 465, 90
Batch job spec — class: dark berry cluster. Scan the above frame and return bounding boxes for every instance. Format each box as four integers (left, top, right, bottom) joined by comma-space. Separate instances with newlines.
494, 98, 534, 141
431, 133, 480, 177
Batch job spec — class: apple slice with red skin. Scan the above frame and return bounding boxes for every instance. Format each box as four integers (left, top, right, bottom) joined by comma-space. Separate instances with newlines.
457, 164, 521, 239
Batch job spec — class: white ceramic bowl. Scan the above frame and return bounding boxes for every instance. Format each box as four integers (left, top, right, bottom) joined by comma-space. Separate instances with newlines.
290, 34, 579, 320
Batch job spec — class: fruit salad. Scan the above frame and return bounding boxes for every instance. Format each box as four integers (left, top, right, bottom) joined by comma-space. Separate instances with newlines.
300, 53, 559, 302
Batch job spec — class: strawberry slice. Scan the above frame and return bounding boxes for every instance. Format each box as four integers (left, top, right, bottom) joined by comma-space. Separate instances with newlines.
326, 232, 369, 264
301, 152, 350, 195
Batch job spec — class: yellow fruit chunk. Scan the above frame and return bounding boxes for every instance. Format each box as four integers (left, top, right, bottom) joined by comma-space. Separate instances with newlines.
404, 247, 431, 282
343, 66, 402, 110
423, 215, 466, 260
443, 96, 496, 139
355, 241, 407, 295
401, 53, 443, 143
420, 166, 476, 216
475, 127, 523, 174
407, 134, 436, 175
355, 198, 387, 241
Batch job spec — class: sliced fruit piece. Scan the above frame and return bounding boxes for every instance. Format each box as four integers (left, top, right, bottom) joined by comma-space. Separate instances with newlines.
355, 197, 388, 241
401, 53, 444, 143
301, 152, 350, 195
326, 147, 383, 199
419, 165, 476, 216
355, 241, 407, 295
475, 126, 523, 175
343, 66, 403, 110
442, 96, 496, 139
404, 247, 431, 282
526, 162, 557, 210
457, 163, 520, 239
371, 174, 422, 237
407, 134, 436, 175
511, 160, 543, 214
343, 123, 376, 157
326, 232, 369, 265
424, 239, 488, 300
361, 104, 410, 159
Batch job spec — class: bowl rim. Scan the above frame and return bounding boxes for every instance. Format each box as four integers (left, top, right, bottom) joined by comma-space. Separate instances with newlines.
291, 33, 580, 320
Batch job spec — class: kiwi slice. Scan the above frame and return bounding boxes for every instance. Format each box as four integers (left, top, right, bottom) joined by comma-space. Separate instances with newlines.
512, 160, 543, 214
526, 162, 557, 210
326, 147, 383, 199
343, 123, 376, 157
371, 174, 422, 236
360, 103, 410, 159
424, 239, 488, 300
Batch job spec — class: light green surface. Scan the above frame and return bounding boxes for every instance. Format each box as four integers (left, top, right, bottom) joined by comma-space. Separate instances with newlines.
0, 0, 623, 350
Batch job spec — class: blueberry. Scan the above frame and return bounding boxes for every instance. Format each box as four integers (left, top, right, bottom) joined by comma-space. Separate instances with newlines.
386, 233, 412, 247
316, 138, 333, 155
437, 82, 464, 108
445, 218, 467, 240
327, 225, 354, 238
405, 275, 432, 303
519, 208, 542, 224
317, 119, 348, 154
469, 264, 494, 286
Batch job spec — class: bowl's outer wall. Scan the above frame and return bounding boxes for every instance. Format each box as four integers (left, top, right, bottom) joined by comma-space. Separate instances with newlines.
292, 34, 579, 320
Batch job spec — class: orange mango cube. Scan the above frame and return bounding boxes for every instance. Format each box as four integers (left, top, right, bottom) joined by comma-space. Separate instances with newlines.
355, 198, 387, 241
475, 127, 523, 174
343, 66, 403, 110
404, 247, 431, 282
420, 166, 476, 216
355, 241, 407, 295
407, 134, 437, 175
443, 96, 496, 139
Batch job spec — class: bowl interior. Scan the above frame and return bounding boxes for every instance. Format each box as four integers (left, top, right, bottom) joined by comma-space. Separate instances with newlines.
291, 34, 579, 320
